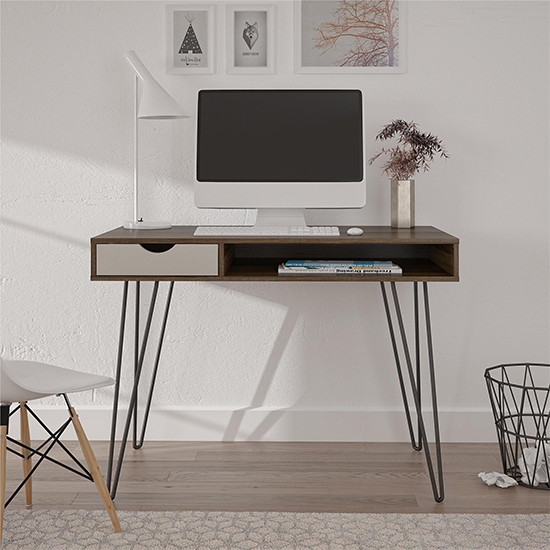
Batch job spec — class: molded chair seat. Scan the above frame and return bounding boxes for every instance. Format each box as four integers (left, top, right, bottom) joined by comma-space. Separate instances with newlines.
0, 358, 121, 544
1, 360, 114, 404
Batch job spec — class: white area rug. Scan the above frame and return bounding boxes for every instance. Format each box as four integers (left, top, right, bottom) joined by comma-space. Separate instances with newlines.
3, 510, 549, 549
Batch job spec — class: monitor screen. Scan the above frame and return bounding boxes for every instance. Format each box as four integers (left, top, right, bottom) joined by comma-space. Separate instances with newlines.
196, 89, 363, 183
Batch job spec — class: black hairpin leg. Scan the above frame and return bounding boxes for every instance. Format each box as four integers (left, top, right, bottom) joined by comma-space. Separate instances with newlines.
380, 281, 444, 502
106, 281, 174, 499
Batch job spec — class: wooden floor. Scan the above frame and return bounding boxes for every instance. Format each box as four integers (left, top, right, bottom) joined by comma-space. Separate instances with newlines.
4, 441, 549, 514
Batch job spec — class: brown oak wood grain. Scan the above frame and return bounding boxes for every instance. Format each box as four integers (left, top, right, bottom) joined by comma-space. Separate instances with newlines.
5, 442, 548, 514
91, 226, 459, 282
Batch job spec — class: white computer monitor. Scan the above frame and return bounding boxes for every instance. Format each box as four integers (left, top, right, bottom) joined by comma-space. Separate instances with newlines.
194, 89, 366, 226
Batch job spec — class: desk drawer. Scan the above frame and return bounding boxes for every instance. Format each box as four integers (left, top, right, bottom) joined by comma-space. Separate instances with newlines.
96, 244, 218, 276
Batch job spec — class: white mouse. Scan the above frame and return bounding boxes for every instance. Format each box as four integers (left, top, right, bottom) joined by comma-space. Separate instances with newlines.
347, 227, 364, 236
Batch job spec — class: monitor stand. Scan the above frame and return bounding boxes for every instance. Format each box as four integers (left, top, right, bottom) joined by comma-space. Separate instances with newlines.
254, 208, 307, 227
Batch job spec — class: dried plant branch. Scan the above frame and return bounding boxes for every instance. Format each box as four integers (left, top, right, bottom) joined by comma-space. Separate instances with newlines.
368, 120, 449, 180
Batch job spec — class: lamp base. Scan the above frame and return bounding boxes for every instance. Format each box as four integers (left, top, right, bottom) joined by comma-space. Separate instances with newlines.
124, 220, 172, 230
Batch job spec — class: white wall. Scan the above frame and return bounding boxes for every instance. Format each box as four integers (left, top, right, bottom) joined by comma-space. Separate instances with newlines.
1, 1, 549, 442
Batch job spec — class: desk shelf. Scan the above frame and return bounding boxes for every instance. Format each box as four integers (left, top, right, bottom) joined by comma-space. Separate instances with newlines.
91, 226, 459, 283
223, 257, 453, 282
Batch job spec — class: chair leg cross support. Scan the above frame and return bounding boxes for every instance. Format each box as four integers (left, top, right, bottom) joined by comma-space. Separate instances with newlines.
0, 399, 121, 544
380, 282, 445, 502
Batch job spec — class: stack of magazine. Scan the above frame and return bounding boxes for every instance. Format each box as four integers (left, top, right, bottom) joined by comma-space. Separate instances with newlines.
278, 260, 402, 275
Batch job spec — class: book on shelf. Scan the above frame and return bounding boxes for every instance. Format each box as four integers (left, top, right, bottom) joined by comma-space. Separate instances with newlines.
278, 260, 402, 275
284, 260, 395, 268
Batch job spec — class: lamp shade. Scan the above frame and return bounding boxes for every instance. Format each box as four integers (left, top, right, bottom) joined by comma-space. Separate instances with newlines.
124, 50, 190, 119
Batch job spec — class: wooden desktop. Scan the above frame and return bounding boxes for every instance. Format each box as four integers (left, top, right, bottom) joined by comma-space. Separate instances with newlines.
91, 225, 458, 282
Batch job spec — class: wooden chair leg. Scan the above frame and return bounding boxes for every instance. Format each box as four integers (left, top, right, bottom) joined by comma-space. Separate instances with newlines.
68, 407, 122, 533
1, 424, 7, 548
19, 402, 33, 508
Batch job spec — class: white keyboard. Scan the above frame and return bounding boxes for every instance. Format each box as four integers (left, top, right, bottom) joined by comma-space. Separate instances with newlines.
194, 226, 340, 237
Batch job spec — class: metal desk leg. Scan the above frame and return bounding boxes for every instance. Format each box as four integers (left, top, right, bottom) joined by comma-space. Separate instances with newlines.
106, 281, 174, 499
380, 281, 444, 502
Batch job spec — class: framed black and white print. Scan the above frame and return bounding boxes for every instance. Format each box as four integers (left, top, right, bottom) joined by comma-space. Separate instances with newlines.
295, 0, 406, 74
227, 4, 276, 74
167, 4, 215, 74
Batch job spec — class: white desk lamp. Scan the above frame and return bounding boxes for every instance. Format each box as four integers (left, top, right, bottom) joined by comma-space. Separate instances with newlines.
124, 50, 190, 230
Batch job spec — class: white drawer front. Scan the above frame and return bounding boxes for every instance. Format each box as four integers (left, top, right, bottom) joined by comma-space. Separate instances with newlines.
96, 244, 218, 276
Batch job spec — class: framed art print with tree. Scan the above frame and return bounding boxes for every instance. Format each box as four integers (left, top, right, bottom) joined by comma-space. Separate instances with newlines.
295, 0, 406, 73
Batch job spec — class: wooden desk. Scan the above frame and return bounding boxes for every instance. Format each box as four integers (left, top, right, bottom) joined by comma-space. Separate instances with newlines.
92, 225, 458, 282
91, 226, 459, 502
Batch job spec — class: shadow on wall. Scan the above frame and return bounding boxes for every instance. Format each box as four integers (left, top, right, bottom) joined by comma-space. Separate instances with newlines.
1, 217, 412, 442
221, 306, 301, 441
2, 216, 88, 250
112, 282, 301, 442
116, 280, 395, 442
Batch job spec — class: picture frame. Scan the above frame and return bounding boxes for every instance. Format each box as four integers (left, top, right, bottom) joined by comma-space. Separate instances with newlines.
295, 0, 406, 74
227, 4, 276, 74
166, 4, 215, 74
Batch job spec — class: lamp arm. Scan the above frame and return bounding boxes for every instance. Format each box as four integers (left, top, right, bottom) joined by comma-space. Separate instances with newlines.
125, 50, 155, 83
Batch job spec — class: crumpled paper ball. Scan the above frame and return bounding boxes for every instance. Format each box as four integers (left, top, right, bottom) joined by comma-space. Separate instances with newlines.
518, 444, 550, 487
478, 471, 518, 488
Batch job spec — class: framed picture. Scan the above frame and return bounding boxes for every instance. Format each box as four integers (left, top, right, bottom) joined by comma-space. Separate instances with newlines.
227, 4, 276, 74
295, 0, 406, 74
166, 4, 215, 74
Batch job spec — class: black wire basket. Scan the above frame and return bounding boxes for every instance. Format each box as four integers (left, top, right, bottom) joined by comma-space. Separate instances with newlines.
485, 363, 550, 490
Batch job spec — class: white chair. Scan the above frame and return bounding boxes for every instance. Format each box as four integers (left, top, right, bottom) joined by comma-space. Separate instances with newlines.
0, 358, 122, 544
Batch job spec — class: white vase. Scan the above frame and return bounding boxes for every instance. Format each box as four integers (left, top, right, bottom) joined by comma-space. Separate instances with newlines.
391, 180, 415, 228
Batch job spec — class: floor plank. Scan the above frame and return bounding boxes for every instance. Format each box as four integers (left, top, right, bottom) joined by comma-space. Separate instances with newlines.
4, 441, 549, 514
